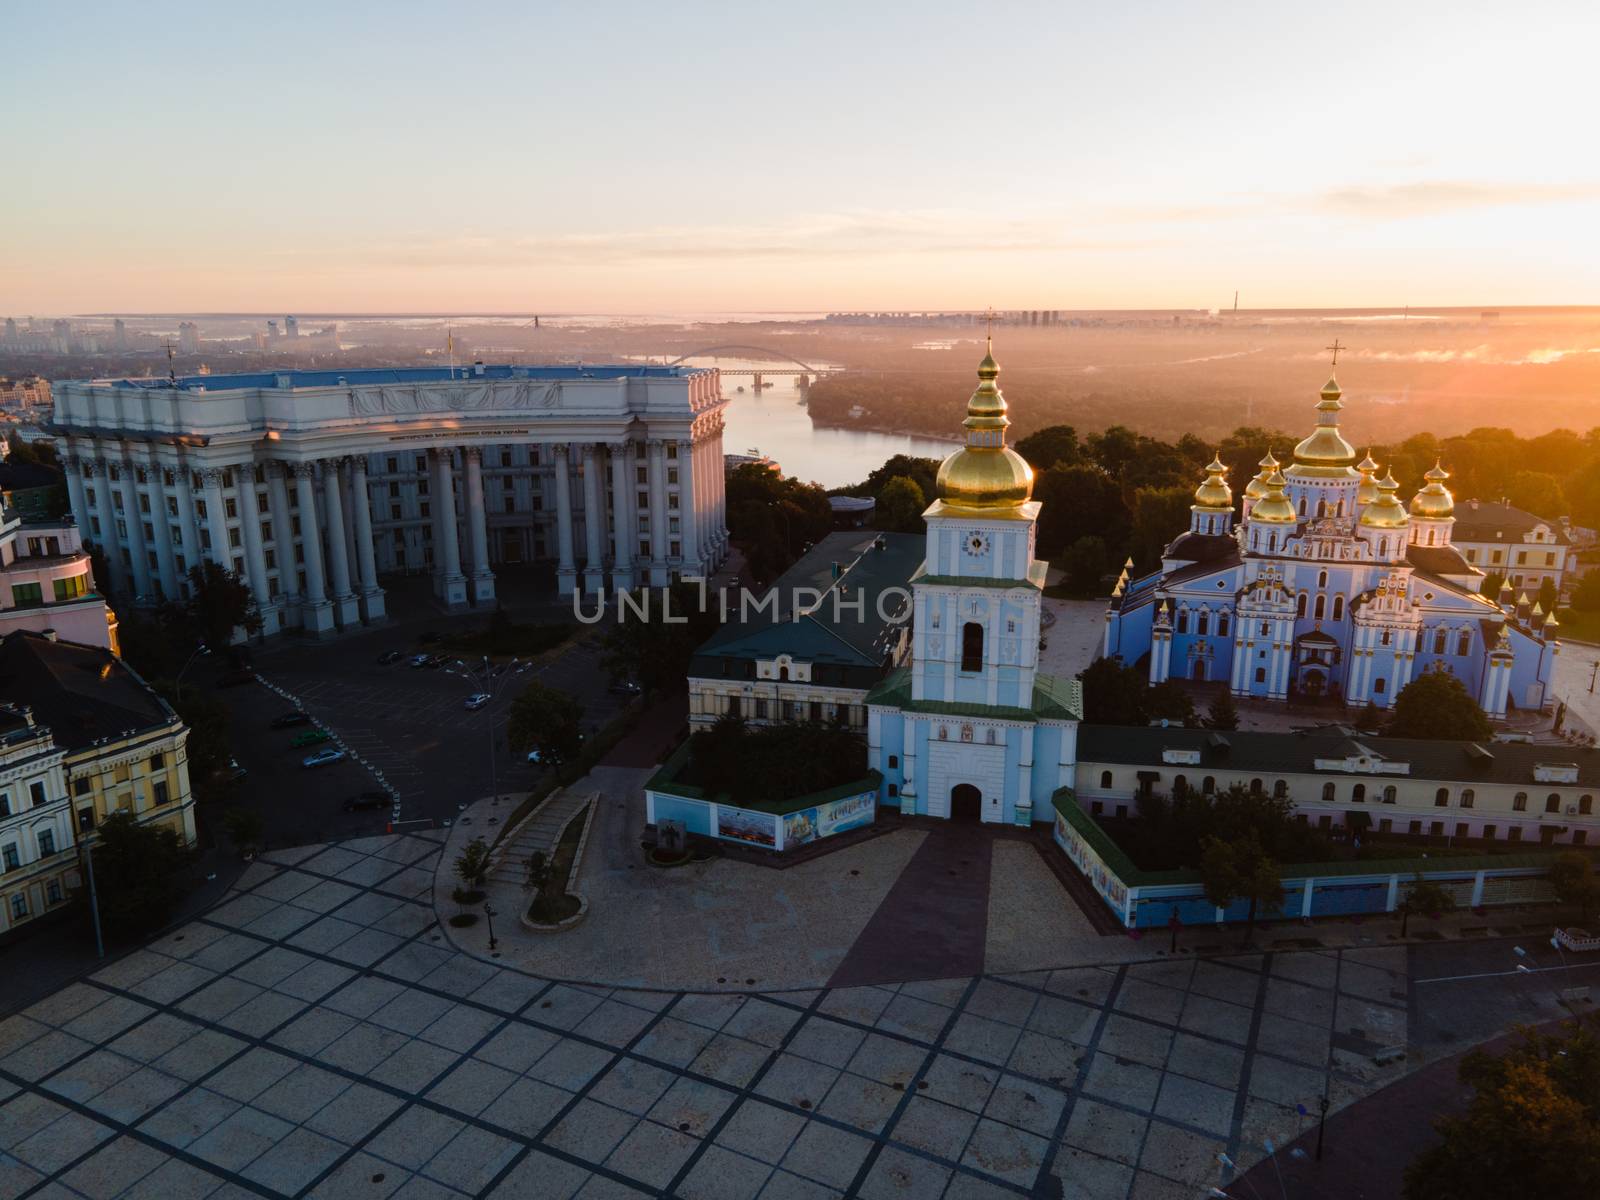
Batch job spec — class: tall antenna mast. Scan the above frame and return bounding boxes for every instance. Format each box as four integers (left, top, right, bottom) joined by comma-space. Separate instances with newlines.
165, 339, 176, 385
1233, 290, 1238, 315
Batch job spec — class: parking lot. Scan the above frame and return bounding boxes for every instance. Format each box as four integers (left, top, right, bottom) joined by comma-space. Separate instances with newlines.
231, 620, 626, 840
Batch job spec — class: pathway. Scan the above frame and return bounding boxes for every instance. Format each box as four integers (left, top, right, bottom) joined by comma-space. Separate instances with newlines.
486, 789, 595, 887
829, 824, 994, 988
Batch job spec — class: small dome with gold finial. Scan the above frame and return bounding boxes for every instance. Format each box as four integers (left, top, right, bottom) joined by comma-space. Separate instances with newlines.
1356, 451, 1381, 505
1244, 450, 1280, 501
1250, 469, 1297, 524
1287, 375, 1359, 476
1192, 454, 1232, 511
934, 338, 1034, 510
1360, 470, 1410, 528
1408, 460, 1456, 518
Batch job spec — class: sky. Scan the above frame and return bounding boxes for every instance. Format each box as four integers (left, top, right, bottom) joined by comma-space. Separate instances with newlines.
4, 0, 1599, 314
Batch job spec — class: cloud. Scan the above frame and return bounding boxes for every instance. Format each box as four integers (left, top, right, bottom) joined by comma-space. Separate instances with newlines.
1316, 180, 1600, 217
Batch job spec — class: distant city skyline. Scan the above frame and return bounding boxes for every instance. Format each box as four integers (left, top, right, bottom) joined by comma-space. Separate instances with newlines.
4, 1, 1598, 313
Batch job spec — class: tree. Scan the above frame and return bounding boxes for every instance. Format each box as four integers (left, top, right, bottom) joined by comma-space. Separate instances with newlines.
1078, 657, 1149, 725
156, 685, 231, 794
1198, 831, 1282, 947
86, 812, 190, 943
688, 717, 868, 805
1147, 680, 1197, 727
1537, 577, 1560, 616
1129, 486, 1193, 570
506, 681, 585, 767
184, 561, 263, 651
1205, 689, 1239, 731
222, 807, 264, 856
1551, 851, 1599, 923
1397, 874, 1458, 937
1571, 571, 1600, 614
1506, 469, 1568, 519
454, 837, 490, 895
1385, 671, 1493, 741
600, 581, 721, 694
1035, 465, 1129, 560
1060, 536, 1109, 596
726, 463, 833, 585
1356, 701, 1385, 732
1403, 1019, 1600, 1200
1015, 425, 1081, 471
875, 475, 926, 533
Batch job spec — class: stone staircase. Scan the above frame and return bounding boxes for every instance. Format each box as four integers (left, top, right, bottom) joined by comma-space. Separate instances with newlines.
488, 788, 596, 887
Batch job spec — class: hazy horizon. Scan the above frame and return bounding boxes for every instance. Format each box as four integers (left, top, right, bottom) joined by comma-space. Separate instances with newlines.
5, 1, 1599, 313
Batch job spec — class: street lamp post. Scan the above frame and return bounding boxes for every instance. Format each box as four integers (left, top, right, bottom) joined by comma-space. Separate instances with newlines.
484, 902, 498, 952
175, 643, 210, 700
1314, 1094, 1329, 1161
447, 655, 520, 807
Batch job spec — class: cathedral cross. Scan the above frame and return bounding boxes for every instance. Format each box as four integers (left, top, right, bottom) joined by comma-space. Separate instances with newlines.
1326, 339, 1346, 367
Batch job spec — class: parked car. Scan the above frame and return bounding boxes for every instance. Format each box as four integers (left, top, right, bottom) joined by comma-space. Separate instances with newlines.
377, 650, 404, 665
270, 711, 311, 729
215, 758, 248, 784
290, 729, 330, 747
301, 748, 346, 769
526, 733, 583, 765
408, 653, 431, 668
343, 791, 390, 812
465, 693, 491, 711
609, 679, 642, 696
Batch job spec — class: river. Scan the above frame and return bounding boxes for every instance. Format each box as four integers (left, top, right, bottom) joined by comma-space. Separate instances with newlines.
675, 355, 958, 489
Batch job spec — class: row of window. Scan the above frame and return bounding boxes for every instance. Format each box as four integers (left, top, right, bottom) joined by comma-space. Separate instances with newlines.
8, 880, 67, 922
1096, 770, 1596, 816
0, 781, 50, 817
6, 574, 91, 608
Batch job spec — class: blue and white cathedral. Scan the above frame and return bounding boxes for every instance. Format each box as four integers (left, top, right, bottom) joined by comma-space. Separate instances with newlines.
1103, 374, 1560, 716
866, 344, 1082, 825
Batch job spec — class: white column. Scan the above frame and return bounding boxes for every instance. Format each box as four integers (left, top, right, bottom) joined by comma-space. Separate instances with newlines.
680, 436, 701, 574
582, 443, 604, 593
463, 447, 495, 606
143, 455, 180, 602
322, 459, 360, 626
348, 456, 386, 622
647, 438, 668, 585
264, 463, 297, 616
552, 443, 577, 595
713, 416, 728, 551
292, 463, 335, 634
609, 443, 636, 590
235, 466, 278, 635
199, 468, 231, 569
116, 460, 152, 601
429, 449, 467, 608
84, 459, 127, 594
63, 453, 92, 546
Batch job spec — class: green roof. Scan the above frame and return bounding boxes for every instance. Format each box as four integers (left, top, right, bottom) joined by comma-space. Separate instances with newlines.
912, 560, 1049, 592
1050, 787, 1573, 889
864, 667, 1083, 723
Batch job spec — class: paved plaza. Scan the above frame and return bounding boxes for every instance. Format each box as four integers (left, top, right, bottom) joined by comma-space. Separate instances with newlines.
2, 827, 1434, 1200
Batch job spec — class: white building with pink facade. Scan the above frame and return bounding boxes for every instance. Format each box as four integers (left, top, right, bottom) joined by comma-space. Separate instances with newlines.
0, 503, 115, 651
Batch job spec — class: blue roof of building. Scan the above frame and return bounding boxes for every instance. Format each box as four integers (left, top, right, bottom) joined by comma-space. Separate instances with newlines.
96, 364, 700, 391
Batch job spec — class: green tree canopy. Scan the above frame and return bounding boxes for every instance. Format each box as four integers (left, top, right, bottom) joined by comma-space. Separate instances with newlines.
600, 582, 722, 694
726, 464, 833, 585
1506, 470, 1569, 518
1078, 657, 1149, 725
1059, 536, 1109, 597
185, 561, 263, 651
89, 812, 190, 943
507, 681, 585, 766
687, 716, 868, 805
875, 475, 926, 533
1036, 465, 1129, 560
1129, 486, 1193, 570
1385, 671, 1493, 741
1015, 425, 1081, 471
1403, 1019, 1600, 1200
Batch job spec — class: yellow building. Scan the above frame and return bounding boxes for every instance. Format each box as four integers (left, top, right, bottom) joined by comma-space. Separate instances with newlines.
0, 631, 195, 934
0, 705, 74, 934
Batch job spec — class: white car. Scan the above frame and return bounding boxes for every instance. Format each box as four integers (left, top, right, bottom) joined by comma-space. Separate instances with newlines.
465, 693, 491, 711
301, 747, 346, 769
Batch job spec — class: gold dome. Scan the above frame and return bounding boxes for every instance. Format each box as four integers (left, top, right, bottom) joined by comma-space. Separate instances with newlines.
1360, 470, 1410, 529
1356, 450, 1381, 505
935, 339, 1035, 509
1243, 450, 1279, 500
1287, 374, 1358, 477
1408, 460, 1456, 518
1192, 453, 1233, 511
1250, 469, 1298, 524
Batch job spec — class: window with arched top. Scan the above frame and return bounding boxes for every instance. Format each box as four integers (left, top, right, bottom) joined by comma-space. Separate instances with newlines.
1268, 533, 1278, 553
1461, 789, 1474, 808
1314, 595, 1326, 620
1435, 788, 1449, 807
1298, 498, 1307, 516
1333, 596, 1344, 620
1513, 792, 1527, 811
1434, 630, 1447, 655
1099, 770, 1113, 788
1318, 569, 1328, 588
1316, 499, 1326, 518
1197, 612, 1209, 635
1458, 631, 1471, 656
985, 729, 996, 745
1273, 780, 1288, 799
1383, 786, 1397, 804
1379, 537, 1388, 556
1352, 784, 1366, 802
1322, 782, 1336, 802
1546, 793, 1561, 814
1297, 594, 1308, 618
1336, 500, 1345, 516
1202, 776, 1216, 794
1173, 774, 1188, 796
779, 665, 789, 681
960, 622, 983, 672
1177, 610, 1189, 634
1218, 614, 1230, 636
1250, 778, 1263, 795
1580, 795, 1593, 815
960, 723, 974, 743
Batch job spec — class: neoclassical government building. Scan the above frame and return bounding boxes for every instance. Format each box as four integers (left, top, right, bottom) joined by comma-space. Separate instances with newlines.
49, 364, 728, 635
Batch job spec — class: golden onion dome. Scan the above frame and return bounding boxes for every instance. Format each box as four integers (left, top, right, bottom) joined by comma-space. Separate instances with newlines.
1355, 450, 1381, 505
1250, 469, 1298, 524
1192, 453, 1233, 511
1243, 450, 1279, 500
1287, 375, 1358, 476
934, 339, 1034, 509
1360, 470, 1410, 529
1408, 460, 1455, 518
